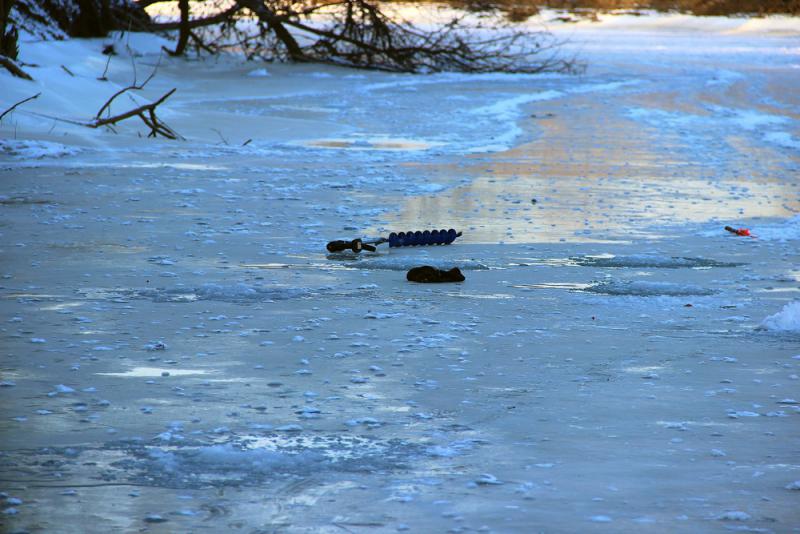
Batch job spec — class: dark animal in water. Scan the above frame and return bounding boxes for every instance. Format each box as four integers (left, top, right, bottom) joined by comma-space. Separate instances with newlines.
406, 266, 465, 283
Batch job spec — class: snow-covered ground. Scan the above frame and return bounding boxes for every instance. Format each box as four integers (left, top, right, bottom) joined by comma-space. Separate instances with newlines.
1, 10, 799, 533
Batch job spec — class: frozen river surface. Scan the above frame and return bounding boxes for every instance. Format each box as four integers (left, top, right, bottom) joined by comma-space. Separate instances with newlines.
1, 11, 800, 533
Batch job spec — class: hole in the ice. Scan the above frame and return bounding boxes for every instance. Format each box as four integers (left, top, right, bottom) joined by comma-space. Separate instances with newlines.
512, 283, 592, 291
758, 286, 800, 293
447, 292, 514, 300
2, 435, 485, 491
240, 263, 293, 269
325, 255, 490, 271
96, 367, 211, 378
512, 255, 744, 269
585, 280, 716, 296
76, 284, 312, 303
623, 365, 666, 374
3, 292, 64, 301
0, 196, 54, 205
112, 434, 456, 487
571, 254, 744, 269
111, 163, 228, 171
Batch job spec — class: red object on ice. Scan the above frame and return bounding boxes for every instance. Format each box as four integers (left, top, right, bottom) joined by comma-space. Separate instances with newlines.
724, 226, 751, 237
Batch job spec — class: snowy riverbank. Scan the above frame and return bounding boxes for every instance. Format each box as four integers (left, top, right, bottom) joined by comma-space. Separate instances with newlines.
2, 10, 799, 533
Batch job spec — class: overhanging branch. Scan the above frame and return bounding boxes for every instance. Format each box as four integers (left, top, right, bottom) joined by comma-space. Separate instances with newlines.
89, 88, 182, 139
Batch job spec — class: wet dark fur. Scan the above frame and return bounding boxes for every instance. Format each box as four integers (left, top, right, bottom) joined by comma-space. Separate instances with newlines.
406, 266, 465, 283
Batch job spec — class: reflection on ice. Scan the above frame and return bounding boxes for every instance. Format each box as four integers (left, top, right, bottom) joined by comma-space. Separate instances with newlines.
298, 137, 444, 151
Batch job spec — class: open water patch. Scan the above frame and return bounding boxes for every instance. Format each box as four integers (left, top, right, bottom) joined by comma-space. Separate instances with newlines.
96, 367, 211, 378
571, 254, 743, 269
0, 195, 55, 206
76, 283, 402, 304
128, 435, 421, 488
2, 434, 476, 490
77, 284, 314, 304
326, 254, 490, 271
585, 280, 716, 297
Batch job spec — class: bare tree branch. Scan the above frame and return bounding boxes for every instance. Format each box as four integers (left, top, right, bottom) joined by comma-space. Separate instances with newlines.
135, 0, 173, 8
169, 0, 191, 55
0, 55, 32, 79
146, 0, 577, 74
89, 88, 182, 139
0, 91, 40, 121
149, 5, 239, 31
235, 0, 306, 61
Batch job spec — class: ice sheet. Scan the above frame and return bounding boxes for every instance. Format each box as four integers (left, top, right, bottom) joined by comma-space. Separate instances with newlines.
1, 9, 799, 534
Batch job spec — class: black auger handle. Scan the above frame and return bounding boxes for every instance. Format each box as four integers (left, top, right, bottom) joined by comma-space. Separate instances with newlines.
326, 239, 376, 253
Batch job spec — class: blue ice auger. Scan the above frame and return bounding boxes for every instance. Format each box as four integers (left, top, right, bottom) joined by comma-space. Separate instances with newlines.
326, 229, 462, 253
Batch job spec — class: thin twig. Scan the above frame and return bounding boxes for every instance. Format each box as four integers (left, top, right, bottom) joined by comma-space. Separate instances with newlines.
24, 110, 87, 126
211, 128, 229, 145
150, 5, 239, 31
189, 30, 216, 54
0, 92, 41, 122
98, 54, 112, 81
95, 52, 162, 120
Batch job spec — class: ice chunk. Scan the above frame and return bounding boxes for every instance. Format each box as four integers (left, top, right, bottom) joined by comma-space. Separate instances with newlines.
0, 139, 80, 159
475, 473, 503, 485
716, 511, 751, 521
247, 68, 270, 77
759, 301, 800, 332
